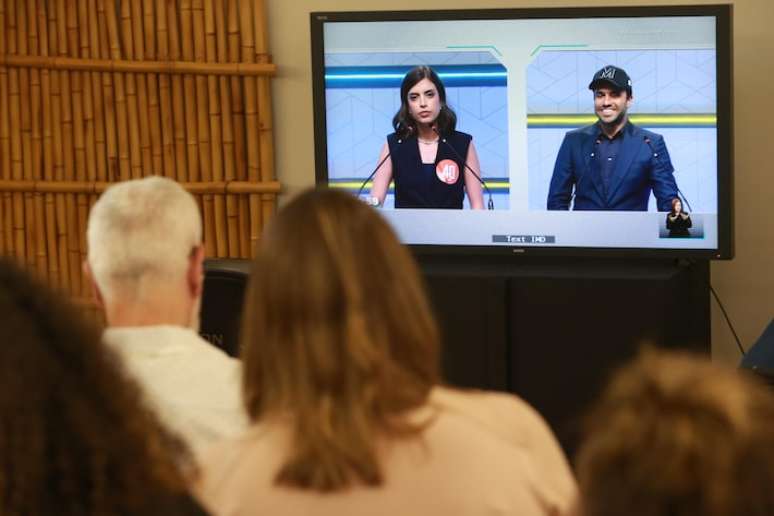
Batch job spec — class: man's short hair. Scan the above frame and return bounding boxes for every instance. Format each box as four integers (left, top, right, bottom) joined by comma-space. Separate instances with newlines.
86, 176, 202, 300
577, 349, 774, 516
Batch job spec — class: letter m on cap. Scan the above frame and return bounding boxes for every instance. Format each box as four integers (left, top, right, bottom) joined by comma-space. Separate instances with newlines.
600, 67, 616, 80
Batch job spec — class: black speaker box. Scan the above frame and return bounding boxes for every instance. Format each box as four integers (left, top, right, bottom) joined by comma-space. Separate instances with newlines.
199, 259, 251, 357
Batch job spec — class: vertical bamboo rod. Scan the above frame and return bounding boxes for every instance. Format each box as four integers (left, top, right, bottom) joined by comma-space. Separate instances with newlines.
25, 0, 48, 279
254, 0, 275, 229
85, 0, 104, 289
143, 0, 163, 175
36, 0, 60, 287
17, 0, 37, 270
166, 0, 187, 182
227, 0, 249, 257
119, 0, 143, 179
130, 0, 153, 176
76, 0, 97, 295
0, 0, 12, 255
97, 0, 121, 181
180, 0, 200, 184
205, 0, 227, 256
78, 2, 98, 185
65, 0, 89, 295
143, 0, 156, 60
155, 0, 176, 179
56, 0, 83, 296
214, 0, 240, 256
239, 0, 262, 257
48, 0, 71, 291
193, 0, 215, 257
7, 0, 27, 263
87, 0, 107, 187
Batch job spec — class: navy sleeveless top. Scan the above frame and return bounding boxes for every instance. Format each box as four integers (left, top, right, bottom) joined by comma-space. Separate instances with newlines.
387, 131, 472, 209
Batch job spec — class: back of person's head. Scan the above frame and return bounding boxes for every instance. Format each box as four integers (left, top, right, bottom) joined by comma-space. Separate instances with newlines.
0, 257, 196, 515
577, 349, 774, 516
86, 176, 202, 305
241, 188, 440, 491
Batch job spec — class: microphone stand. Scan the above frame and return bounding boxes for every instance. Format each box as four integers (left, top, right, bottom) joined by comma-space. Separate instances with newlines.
355, 151, 391, 206
644, 136, 693, 212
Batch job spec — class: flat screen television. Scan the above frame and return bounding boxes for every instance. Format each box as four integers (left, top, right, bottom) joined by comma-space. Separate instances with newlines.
310, 5, 733, 259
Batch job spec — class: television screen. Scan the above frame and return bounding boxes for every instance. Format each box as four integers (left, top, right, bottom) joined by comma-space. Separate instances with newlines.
310, 6, 733, 258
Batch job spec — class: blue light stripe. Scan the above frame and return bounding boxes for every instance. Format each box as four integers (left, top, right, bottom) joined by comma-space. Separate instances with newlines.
324, 64, 508, 88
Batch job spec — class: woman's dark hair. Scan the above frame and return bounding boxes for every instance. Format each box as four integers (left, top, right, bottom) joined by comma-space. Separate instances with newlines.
241, 188, 440, 492
671, 197, 683, 214
392, 65, 457, 140
0, 258, 198, 515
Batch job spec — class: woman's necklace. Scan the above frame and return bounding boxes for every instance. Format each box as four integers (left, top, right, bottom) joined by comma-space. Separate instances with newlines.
417, 137, 439, 145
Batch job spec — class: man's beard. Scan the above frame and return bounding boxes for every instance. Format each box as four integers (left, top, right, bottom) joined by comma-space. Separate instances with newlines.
598, 109, 627, 130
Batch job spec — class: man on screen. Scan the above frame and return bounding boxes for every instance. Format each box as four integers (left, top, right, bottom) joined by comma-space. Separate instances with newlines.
546, 65, 679, 211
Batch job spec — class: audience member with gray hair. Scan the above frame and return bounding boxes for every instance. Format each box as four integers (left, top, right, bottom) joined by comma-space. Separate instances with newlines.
85, 176, 245, 460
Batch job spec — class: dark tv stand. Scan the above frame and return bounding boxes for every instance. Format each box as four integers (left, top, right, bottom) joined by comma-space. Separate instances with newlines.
418, 255, 710, 456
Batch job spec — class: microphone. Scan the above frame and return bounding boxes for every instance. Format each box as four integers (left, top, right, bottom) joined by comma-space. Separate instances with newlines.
432, 127, 494, 210
355, 122, 412, 206
356, 151, 391, 206
644, 135, 693, 212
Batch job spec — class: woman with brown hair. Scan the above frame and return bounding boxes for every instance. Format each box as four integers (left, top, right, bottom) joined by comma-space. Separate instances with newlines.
199, 188, 576, 516
576, 349, 774, 516
0, 257, 207, 516
369, 65, 485, 209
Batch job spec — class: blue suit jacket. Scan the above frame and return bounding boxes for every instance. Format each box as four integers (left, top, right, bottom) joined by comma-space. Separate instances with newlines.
547, 122, 678, 211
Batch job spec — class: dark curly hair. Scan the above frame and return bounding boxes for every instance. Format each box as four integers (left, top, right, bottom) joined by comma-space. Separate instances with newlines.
0, 258, 199, 515
392, 65, 457, 140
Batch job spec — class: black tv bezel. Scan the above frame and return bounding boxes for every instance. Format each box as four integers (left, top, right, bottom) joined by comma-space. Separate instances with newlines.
310, 5, 734, 260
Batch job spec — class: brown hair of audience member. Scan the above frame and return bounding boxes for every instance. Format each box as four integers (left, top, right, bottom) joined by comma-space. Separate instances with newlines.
576, 349, 774, 516
241, 188, 441, 491
0, 258, 194, 515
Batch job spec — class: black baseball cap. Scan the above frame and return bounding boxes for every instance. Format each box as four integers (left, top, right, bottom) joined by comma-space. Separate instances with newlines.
588, 65, 632, 96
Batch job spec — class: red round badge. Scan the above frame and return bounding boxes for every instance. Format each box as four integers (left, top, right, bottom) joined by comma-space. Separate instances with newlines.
436, 159, 460, 184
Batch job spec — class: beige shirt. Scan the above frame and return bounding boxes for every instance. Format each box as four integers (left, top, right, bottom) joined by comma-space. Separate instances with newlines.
103, 325, 247, 461
199, 386, 577, 516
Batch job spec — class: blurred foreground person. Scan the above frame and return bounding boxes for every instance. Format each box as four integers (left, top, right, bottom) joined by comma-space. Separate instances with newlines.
577, 349, 774, 516
0, 258, 207, 515
199, 188, 576, 516
85, 176, 245, 458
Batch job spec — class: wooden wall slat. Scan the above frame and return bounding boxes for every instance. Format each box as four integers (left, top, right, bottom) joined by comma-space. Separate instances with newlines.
1, 0, 278, 300
56, 0, 84, 295
35, 0, 59, 286
17, 0, 37, 271
205, 1, 227, 257
25, 0, 47, 279
0, 1, 12, 255
47, 0, 71, 291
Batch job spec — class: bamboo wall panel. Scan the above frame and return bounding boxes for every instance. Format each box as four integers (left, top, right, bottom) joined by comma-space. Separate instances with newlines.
0, 0, 278, 302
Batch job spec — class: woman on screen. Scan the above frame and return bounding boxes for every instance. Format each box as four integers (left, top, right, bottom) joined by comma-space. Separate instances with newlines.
666, 198, 692, 237
198, 189, 576, 515
369, 66, 485, 209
